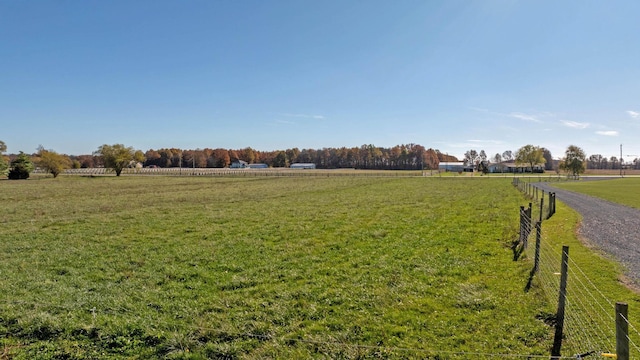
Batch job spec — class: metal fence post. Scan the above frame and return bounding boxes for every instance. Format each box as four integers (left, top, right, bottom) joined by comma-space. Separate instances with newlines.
533, 221, 541, 274
519, 206, 525, 245
616, 302, 629, 360
551, 246, 569, 358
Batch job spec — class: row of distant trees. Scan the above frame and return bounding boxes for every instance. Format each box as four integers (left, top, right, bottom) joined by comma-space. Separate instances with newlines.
463, 146, 640, 173
139, 144, 457, 171
0, 142, 459, 178
462, 148, 554, 171
0, 141, 75, 179
460, 144, 588, 178
54, 145, 458, 170
0, 139, 633, 179
586, 154, 640, 170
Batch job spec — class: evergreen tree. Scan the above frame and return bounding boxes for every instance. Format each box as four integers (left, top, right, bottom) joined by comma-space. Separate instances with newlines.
8, 152, 34, 180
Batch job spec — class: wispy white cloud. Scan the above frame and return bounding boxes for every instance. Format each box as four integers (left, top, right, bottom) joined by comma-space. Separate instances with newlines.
508, 112, 542, 123
627, 110, 639, 119
274, 119, 295, 125
471, 107, 554, 124
468, 107, 490, 113
595, 130, 619, 136
560, 120, 589, 129
280, 113, 325, 120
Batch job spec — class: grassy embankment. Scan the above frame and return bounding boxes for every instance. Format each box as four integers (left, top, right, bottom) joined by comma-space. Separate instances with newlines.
553, 177, 640, 210
0, 176, 637, 358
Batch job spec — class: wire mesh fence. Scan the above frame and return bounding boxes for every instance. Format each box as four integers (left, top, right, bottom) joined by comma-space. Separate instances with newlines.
514, 178, 640, 359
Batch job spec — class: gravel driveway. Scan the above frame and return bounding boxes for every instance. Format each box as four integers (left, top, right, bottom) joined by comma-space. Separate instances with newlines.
535, 181, 640, 286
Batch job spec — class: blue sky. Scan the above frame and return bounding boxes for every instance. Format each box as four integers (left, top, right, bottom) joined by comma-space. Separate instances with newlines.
1, 1, 639, 160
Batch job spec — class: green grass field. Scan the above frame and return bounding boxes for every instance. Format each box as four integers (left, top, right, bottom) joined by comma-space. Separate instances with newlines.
552, 177, 640, 209
0, 176, 636, 358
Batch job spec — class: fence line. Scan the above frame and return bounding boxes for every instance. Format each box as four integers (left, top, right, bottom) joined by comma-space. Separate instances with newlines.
52, 167, 430, 178
513, 178, 639, 358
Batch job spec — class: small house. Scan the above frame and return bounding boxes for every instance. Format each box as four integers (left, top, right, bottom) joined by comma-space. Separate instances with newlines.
230, 160, 249, 169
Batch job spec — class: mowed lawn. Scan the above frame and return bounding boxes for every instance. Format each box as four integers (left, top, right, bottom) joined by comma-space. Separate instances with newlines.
1, 176, 553, 358
553, 177, 640, 209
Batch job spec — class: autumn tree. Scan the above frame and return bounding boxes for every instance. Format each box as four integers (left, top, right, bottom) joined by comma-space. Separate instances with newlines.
559, 145, 586, 179
144, 149, 162, 167
175, 149, 186, 167
272, 151, 288, 167
182, 150, 206, 168
8, 151, 34, 180
240, 147, 257, 164
210, 148, 230, 168
94, 144, 144, 176
436, 150, 458, 163
228, 149, 239, 163
73, 154, 99, 168
424, 148, 439, 169
515, 145, 545, 172
296, 149, 315, 164
36, 146, 71, 178
285, 148, 300, 165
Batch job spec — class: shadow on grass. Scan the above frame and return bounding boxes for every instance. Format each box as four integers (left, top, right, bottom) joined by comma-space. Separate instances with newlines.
512, 239, 538, 292
512, 240, 525, 261
524, 267, 536, 292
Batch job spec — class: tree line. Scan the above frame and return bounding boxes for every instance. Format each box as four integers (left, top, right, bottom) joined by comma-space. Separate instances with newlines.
45, 144, 458, 171
0, 139, 635, 179
586, 154, 640, 170
462, 148, 555, 171
0, 142, 460, 178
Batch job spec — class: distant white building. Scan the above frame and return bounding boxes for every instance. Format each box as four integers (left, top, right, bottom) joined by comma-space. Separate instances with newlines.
290, 163, 316, 169
248, 163, 268, 169
230, 160, 249, 168
438, 162, 465, 172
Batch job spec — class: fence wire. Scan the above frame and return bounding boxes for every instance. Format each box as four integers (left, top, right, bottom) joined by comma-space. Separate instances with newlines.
515, 178, 640, 358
